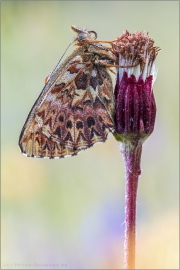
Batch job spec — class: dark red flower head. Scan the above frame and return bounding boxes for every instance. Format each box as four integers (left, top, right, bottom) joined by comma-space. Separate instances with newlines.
112, 31, 160, 144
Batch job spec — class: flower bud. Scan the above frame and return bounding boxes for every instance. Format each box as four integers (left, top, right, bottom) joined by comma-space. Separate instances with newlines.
112, 31, 160, 144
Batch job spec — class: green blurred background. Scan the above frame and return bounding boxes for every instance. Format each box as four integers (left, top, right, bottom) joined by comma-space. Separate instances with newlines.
1, 1, 179, 269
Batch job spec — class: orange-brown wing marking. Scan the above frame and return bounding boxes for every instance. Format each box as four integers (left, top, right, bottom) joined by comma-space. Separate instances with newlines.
19, 60, 115, 158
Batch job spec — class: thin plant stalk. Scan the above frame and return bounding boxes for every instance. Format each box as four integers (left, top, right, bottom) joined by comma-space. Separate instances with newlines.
121, 142, 142, 269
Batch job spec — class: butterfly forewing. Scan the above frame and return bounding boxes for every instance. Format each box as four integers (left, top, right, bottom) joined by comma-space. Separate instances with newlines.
19, 26, 115, 158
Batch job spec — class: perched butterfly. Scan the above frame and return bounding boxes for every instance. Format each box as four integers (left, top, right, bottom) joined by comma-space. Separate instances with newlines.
19, 25, 117, 158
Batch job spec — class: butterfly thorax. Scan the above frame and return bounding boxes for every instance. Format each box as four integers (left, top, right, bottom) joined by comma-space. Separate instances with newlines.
78, 45, 115, 73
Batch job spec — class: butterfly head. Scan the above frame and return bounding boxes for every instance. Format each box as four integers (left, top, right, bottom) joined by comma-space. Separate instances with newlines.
71, 25, 97, 45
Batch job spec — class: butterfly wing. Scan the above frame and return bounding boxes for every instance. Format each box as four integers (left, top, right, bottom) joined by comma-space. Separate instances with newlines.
19, 51, 115, 158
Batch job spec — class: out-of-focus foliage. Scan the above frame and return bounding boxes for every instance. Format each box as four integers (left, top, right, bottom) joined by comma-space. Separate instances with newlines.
1, 1, 179, 269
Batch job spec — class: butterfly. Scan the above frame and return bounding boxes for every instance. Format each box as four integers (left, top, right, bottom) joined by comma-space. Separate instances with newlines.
18, 25, 117, 158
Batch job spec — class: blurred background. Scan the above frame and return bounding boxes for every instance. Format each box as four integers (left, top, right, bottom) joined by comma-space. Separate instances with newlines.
1, 1, 179, 269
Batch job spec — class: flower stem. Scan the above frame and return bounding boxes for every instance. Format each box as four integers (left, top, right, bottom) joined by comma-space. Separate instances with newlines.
121, 141, 142, 269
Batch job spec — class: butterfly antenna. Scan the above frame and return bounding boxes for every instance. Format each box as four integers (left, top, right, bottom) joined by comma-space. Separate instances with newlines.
44, 38, 77, 84
55, 38, 77, 67
57, 38, 77, 64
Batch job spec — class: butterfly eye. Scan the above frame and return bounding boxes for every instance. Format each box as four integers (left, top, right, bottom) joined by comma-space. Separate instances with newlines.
77, 33, 88, 42
76, 30, 97, 43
